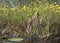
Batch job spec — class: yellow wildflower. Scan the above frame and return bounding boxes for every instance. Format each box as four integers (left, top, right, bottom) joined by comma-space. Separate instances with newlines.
11, 8, 15, 11
2, 8, 7, 11
56, 10, 59, 12
54, 2, 57, 4
23, 5, 27, 11
58, 6, 60, 9
49, 4, 54, 9
56, 4, 58, 7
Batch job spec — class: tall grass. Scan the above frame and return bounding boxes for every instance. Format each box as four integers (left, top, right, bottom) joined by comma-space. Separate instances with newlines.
0, 1, 60, 43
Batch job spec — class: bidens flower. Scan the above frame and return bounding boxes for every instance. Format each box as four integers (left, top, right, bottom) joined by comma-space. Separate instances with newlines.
23, 5, 27, 11
58, 6, 60, 9
2, 8, 7, 11
49, 4, 54, 9
11, 8, 15, 11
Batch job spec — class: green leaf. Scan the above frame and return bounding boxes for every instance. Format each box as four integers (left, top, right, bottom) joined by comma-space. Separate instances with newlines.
8, 38, 24, 42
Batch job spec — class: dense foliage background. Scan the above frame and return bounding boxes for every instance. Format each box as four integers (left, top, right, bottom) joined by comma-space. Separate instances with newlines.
0, 0, 60, 43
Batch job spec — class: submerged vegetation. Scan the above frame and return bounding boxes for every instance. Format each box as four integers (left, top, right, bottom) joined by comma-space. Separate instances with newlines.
0, 0, 60, 43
